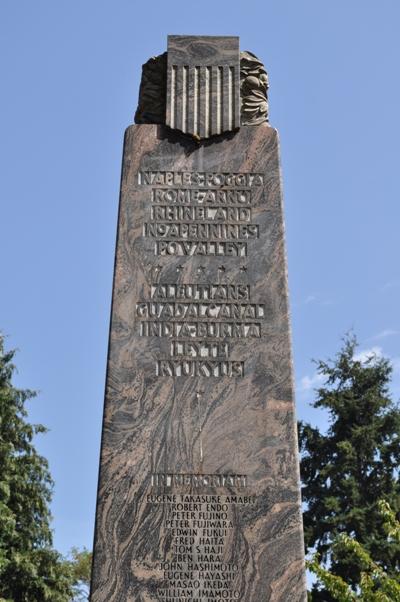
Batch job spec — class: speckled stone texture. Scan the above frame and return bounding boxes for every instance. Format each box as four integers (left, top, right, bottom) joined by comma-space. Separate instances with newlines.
90, 124, 307, 601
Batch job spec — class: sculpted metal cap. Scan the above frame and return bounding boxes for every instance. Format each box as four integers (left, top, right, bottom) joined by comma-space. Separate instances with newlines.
134, 35, 269, 137
166, 35, 240, 138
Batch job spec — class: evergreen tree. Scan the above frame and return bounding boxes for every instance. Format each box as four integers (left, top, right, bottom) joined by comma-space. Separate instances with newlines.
0, 334, 74, 601
69, 547, 92, 601
308, 501, 400, 601
299, 335, 400, 601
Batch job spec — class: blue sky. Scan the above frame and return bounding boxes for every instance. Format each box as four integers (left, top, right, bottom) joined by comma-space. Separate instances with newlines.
1, 0, 399, 555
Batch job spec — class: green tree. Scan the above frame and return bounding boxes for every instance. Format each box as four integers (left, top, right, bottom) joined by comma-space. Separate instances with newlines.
69, 547, 92, 601
308, 501, 400, 601
0, 334, 75, 601
299, 335, 400, 601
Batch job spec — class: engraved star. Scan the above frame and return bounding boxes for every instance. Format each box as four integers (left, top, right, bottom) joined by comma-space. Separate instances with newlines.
196, 390, 204, 399
218, 265, 226, 272
152, 264, 162, 277
197, 266, 206, 275
176, 265, 184, 273
240, 265, 248, 272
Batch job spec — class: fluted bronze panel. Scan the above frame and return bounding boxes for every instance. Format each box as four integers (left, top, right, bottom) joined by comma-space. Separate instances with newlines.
166, 36, 240, 138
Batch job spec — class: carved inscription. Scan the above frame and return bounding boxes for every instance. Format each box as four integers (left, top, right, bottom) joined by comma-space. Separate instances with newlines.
136, 283, 264, 377
151, 474, 247, 488
148, 487, 255, 601
139, 171, 263, 257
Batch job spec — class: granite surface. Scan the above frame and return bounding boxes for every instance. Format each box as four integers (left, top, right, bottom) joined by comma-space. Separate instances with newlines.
90, 124, 307, 601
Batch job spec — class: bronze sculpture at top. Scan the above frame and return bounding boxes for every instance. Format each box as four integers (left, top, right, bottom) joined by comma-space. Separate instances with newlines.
91, 35, 307, 601
135, 36, 269, 134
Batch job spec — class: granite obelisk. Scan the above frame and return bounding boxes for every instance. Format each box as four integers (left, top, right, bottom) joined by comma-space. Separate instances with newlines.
91, 35, 307, 601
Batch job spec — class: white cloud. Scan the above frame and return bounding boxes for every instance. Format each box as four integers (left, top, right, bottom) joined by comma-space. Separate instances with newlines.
391, 356, 400, 374
352, 347, 400, 375
304, 293, 334, 306
371, 329, 400, 340
354, 346, 383, 363
381, 279, 400, 292
298, 372, 325, 392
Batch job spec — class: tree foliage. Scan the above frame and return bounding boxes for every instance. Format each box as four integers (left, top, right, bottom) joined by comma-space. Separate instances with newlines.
308, 501, 400, 601
0, 334, 89, 601
299, 335, 400, 600
69, 547, 92, 601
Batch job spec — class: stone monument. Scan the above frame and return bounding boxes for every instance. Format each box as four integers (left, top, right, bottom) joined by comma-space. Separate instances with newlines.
90, 35, 307, 601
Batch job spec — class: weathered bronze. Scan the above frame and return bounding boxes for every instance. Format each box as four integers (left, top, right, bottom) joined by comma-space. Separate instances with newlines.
134, 52, 167, 125
240, 51, 269, 125
134, 47, 269, 133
